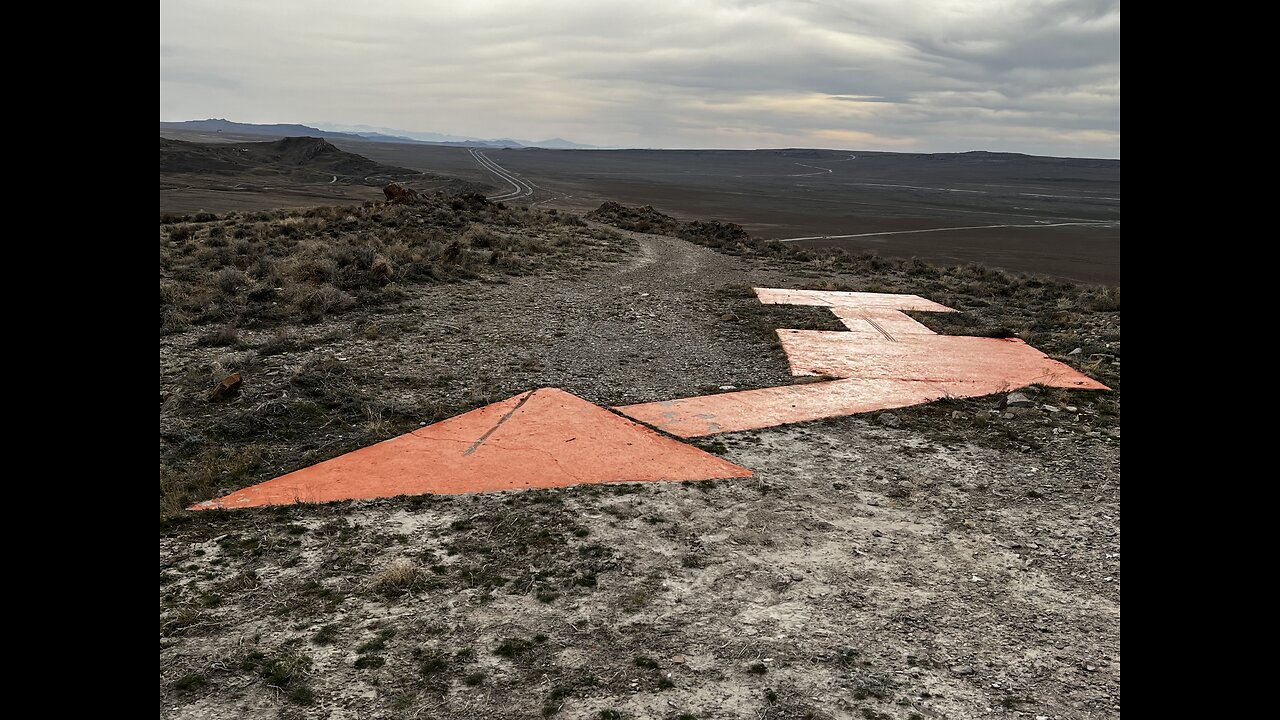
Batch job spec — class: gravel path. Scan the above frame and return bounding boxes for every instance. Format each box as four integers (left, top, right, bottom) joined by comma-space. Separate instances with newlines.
310, 225, 805, 415
600, 223, 747, 291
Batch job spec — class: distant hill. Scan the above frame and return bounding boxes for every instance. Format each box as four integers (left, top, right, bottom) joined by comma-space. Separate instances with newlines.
332, 130, 423, 144
528, 138, 596, 149
773, 147, 1118, 167
159, 119, 373, 142
160, 118, 510, 147
162, 119, 599, 149
159, 136, 421, 184
161, 118, 483, 146
313, 123, 490, 145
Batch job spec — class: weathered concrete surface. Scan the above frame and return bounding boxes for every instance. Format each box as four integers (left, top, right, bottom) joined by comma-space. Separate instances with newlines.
776, 330, 1107, 388
615, 377, 1012, 437
830, 306, 939, 337
753, 287, 956, 312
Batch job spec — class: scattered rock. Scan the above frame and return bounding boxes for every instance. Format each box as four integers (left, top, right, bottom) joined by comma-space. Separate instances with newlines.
951, 410, 966, 420
877, 412, 901, 428
1041, 405, 1061, 413
1087, 353, 1116, 364
208, 373, 242, 402
790, 572, 804, 582
720, 313, 736, 321
1068, 347, 1083, 356
871, 529, 883, 537
951, 664, 975, 676
671, 655, 686, 664
1004, 392, 1036, 408
971, 575, 985, 583
718, 385, 737, 391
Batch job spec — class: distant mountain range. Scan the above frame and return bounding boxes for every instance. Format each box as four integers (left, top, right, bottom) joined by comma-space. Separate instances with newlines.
158, 118, 599, 149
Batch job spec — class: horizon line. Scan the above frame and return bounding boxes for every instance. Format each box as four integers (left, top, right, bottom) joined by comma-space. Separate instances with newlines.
158, 118, 1121, 161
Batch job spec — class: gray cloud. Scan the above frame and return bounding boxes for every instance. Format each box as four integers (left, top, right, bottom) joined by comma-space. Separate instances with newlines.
159, 0, 1120, 157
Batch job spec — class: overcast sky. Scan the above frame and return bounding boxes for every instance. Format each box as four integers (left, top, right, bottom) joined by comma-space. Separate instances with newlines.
160, 0, 1120, 157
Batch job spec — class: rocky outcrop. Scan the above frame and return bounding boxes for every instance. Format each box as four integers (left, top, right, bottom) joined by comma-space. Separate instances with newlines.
383, 183, 420, 205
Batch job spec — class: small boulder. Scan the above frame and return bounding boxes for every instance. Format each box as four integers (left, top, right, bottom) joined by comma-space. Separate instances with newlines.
208, 373, 242, 402
1004, 391, 1036, 408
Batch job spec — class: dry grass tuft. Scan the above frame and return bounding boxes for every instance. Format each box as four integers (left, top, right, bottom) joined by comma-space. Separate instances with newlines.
371, 558, 424, 597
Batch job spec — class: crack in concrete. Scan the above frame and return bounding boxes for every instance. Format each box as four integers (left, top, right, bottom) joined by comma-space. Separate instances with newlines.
462, 390, 535, 456
862, 316, 897, 342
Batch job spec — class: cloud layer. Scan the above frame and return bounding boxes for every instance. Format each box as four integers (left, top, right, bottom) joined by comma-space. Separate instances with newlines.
160, 0, 1120, 157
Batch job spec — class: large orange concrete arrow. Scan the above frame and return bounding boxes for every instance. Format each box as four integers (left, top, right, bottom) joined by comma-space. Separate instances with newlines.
190, 288, 1108, 509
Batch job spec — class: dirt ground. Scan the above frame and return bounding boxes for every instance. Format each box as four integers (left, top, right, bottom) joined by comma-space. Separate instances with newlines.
160, 215, 1120, 719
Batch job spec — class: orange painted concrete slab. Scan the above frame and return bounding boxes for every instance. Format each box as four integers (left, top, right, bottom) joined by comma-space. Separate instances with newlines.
830, 307, 938, 338
754, 287, 956, 313
191, 388, 751, 510
776, 330, 1108, 389
619, 377, 1015, 437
